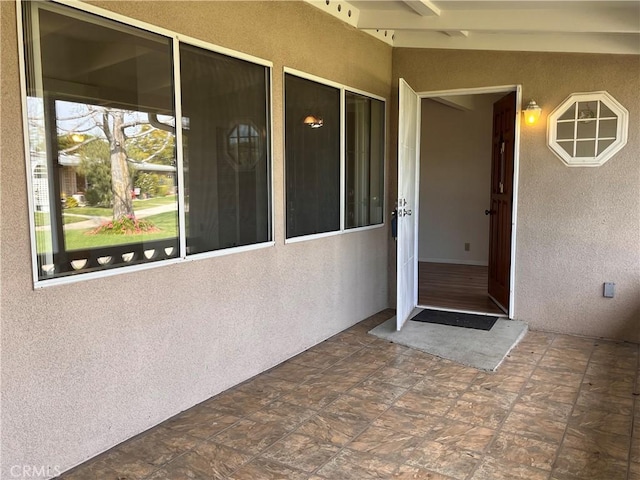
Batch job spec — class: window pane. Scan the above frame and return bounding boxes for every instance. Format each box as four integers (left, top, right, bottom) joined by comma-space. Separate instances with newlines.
576, 118, 597, 139
597, 138, 615, 155
180, 44, 271, 254
23, 2, 178, 281
345, 92, 384, 228
599, 102, 616, 118
577, 102, 597, 121
285, 74, 340, 238
576, 140, 596, 157
558, 103, 576, 121
599, 118, 618, 138
556, 121, 575, 140
558, 140, 574, 157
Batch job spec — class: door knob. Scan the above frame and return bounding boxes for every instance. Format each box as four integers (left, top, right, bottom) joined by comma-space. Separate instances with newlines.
485, 209, 494, 215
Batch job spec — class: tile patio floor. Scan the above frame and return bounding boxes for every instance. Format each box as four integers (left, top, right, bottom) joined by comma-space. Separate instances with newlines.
59, 309, 640, 480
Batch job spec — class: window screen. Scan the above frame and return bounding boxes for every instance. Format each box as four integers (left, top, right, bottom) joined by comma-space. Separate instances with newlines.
180, 44, 271, 254
345, 92, 385, 228
285, 74, 340, 239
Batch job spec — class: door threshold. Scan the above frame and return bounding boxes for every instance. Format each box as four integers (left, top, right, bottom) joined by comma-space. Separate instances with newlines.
417, 304, 509, 318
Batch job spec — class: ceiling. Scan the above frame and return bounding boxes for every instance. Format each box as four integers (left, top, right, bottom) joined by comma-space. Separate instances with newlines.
304, 0, 640, 54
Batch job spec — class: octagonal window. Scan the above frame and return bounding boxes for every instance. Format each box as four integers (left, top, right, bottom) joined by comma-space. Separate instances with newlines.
227, 123, 261, 171
547, 91, 628, 167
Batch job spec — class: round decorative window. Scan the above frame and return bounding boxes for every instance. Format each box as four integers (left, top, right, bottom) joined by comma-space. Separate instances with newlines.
227, 123, 261, 171
547, 91, 628, 167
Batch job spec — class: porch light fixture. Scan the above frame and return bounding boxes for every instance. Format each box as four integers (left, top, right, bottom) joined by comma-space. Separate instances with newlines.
523, 100, 542, 125
303, 115, 323, 128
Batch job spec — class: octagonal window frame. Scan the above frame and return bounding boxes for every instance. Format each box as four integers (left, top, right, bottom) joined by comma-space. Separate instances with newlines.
547, 91, 629, 167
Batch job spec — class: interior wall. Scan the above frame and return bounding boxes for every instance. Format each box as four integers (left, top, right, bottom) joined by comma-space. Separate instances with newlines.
418, 96, 495, 265
0, 1, 392, 477
391, 48, 640, 343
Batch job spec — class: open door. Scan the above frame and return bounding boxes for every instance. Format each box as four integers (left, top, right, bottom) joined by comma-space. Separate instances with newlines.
396, 79, 420, 330
487, 91, 516, 313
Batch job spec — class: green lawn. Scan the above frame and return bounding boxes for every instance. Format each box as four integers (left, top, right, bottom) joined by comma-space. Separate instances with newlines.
64, 211, 178, 251
35, 230, 53, 254
133, 195, 177, 208
35, 212, 91, 226
63, 214, 93, 225
64, 206, 111, 217
36, 211, 178, 253
62, 195, 177, 218
35, 212, 49, 227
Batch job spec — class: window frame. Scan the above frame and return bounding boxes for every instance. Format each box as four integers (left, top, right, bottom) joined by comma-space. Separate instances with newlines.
547, 91, 629, 167
283, 68, 386, 245
344, 90, 386, 230
18, 0, 274, 288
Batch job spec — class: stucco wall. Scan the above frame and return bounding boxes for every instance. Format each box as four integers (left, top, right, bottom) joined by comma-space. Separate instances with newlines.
0, 1, 392, 476
419, 96, 495, 265
392, 48, 640, 343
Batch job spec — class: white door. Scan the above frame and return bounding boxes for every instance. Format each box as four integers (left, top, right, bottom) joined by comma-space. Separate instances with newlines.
396, 79, 420, 331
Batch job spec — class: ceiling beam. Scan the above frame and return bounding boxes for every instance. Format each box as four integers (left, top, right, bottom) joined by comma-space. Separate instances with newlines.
302, 0, 395, 46
402, 0, 440, 17
393, 31, 640, 55
357, 7, 640, 34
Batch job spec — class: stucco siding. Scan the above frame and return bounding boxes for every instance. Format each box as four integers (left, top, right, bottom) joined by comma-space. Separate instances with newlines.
0, 1, 392, 476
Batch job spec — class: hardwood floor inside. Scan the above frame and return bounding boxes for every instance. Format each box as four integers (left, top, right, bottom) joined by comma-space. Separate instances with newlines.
418, 262, 505, 315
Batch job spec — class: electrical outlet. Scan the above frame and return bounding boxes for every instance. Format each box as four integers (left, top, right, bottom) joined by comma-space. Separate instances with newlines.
464, 243, 470, 252
603, 282, 615, 298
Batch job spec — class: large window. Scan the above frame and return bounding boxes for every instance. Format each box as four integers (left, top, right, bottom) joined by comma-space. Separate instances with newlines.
285, 72, 385, 240
21, 1, 272, 284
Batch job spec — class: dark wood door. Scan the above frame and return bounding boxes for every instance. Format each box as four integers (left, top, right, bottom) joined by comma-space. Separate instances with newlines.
488, 92, 516, 312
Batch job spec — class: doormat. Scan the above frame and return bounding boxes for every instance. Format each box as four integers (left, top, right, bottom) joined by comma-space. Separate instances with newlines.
411, 309, 498, 331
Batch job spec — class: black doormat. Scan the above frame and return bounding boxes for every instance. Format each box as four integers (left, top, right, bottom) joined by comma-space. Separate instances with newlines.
410, 309, 498, 331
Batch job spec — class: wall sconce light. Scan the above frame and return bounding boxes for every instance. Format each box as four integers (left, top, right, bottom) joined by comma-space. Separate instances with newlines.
523, 100, 542, 125
303, 115, 323, 128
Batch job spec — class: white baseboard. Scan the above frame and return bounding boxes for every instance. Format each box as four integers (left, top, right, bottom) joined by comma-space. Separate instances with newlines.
419, 257, 489, 267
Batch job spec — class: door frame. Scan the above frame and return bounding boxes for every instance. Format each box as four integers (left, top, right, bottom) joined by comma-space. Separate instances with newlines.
415, 84, 522, 319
